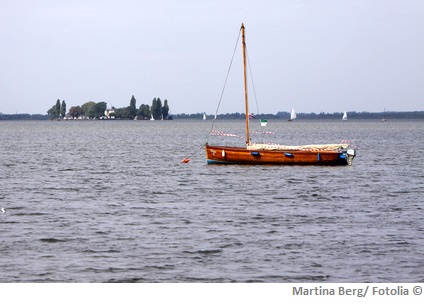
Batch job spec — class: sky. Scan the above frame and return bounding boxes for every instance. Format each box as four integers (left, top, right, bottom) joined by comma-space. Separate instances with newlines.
1, 0, 423, 115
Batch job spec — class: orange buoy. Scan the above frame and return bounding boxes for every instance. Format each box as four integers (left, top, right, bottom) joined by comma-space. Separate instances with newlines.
181, 158, 190, 163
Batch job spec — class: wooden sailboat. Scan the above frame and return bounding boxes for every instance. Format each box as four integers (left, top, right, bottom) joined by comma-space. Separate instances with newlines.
205, 24, 356, 166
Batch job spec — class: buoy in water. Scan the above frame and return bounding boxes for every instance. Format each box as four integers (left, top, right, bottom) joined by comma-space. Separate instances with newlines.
181, 158, 190, 163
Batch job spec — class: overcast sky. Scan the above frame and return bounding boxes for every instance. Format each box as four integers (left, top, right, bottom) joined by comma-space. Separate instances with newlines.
1, 0, 423, 115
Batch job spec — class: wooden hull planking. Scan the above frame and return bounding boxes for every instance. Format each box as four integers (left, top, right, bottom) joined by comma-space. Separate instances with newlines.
206, 145, 352, 166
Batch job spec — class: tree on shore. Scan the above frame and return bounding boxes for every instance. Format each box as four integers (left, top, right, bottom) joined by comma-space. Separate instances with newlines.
128, 95, 137, 119
162, 99, 170, 119
151, 98, 162, 120
130, 95, 136, 110
138, 104, 150, 119
68, 106, 82, 118
61, 100, 66, 118
55, 99, 61, 118
80, 101, 107, 118
81, 101, 96, 118
47, 105, 56, 118
95, 102, 107, 118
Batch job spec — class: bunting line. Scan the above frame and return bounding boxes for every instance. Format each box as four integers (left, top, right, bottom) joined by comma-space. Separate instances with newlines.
210, 130, 275, 138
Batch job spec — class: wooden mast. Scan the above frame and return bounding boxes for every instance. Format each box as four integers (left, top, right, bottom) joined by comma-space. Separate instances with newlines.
241, 23, 250, 146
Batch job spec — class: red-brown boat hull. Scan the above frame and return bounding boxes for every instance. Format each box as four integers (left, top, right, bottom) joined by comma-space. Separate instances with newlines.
206, 144, 351, 166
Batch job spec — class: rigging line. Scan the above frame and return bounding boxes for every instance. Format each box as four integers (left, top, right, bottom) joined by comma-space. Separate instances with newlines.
246, 47, 260, 116
245, 46, 265, 143
208, 28, 242, 141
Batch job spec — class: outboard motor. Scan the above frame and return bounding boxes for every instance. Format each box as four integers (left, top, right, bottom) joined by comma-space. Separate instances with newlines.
346, 149, 356, 166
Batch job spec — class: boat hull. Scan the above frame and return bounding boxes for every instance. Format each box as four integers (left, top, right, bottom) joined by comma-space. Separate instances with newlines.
206, 144, 353, 166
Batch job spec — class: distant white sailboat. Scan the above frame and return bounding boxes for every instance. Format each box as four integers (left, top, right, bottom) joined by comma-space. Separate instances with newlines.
342, 111, 347, 120
381, 107, 387, 122
150, 113, 155, 121
203, 113, 207, 120
288, 108, 296, 121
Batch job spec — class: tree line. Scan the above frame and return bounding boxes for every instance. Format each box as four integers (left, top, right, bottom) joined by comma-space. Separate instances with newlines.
3, 109, 423, 120
172, 111, 424, 120
46, 96, 171, 120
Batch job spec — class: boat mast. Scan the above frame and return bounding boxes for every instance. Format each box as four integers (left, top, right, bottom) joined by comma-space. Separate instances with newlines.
241, 23, 250, 146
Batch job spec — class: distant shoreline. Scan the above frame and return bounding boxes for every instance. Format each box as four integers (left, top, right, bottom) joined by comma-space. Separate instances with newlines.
1, 111, 423, 120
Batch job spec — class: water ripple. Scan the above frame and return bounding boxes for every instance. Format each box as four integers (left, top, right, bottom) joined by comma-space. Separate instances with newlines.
0, 120, 423, 282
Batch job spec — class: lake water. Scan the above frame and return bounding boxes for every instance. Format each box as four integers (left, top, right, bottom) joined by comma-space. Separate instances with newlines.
0, 119, 423, 282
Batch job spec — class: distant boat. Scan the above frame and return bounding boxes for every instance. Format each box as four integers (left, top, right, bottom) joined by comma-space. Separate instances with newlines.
342, 111, 347, 121
381, 108, 387, 122
150, 113, 155, 121
205, 24, 356, 166
203, 113, 207, 120
288, 108, 296, 121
